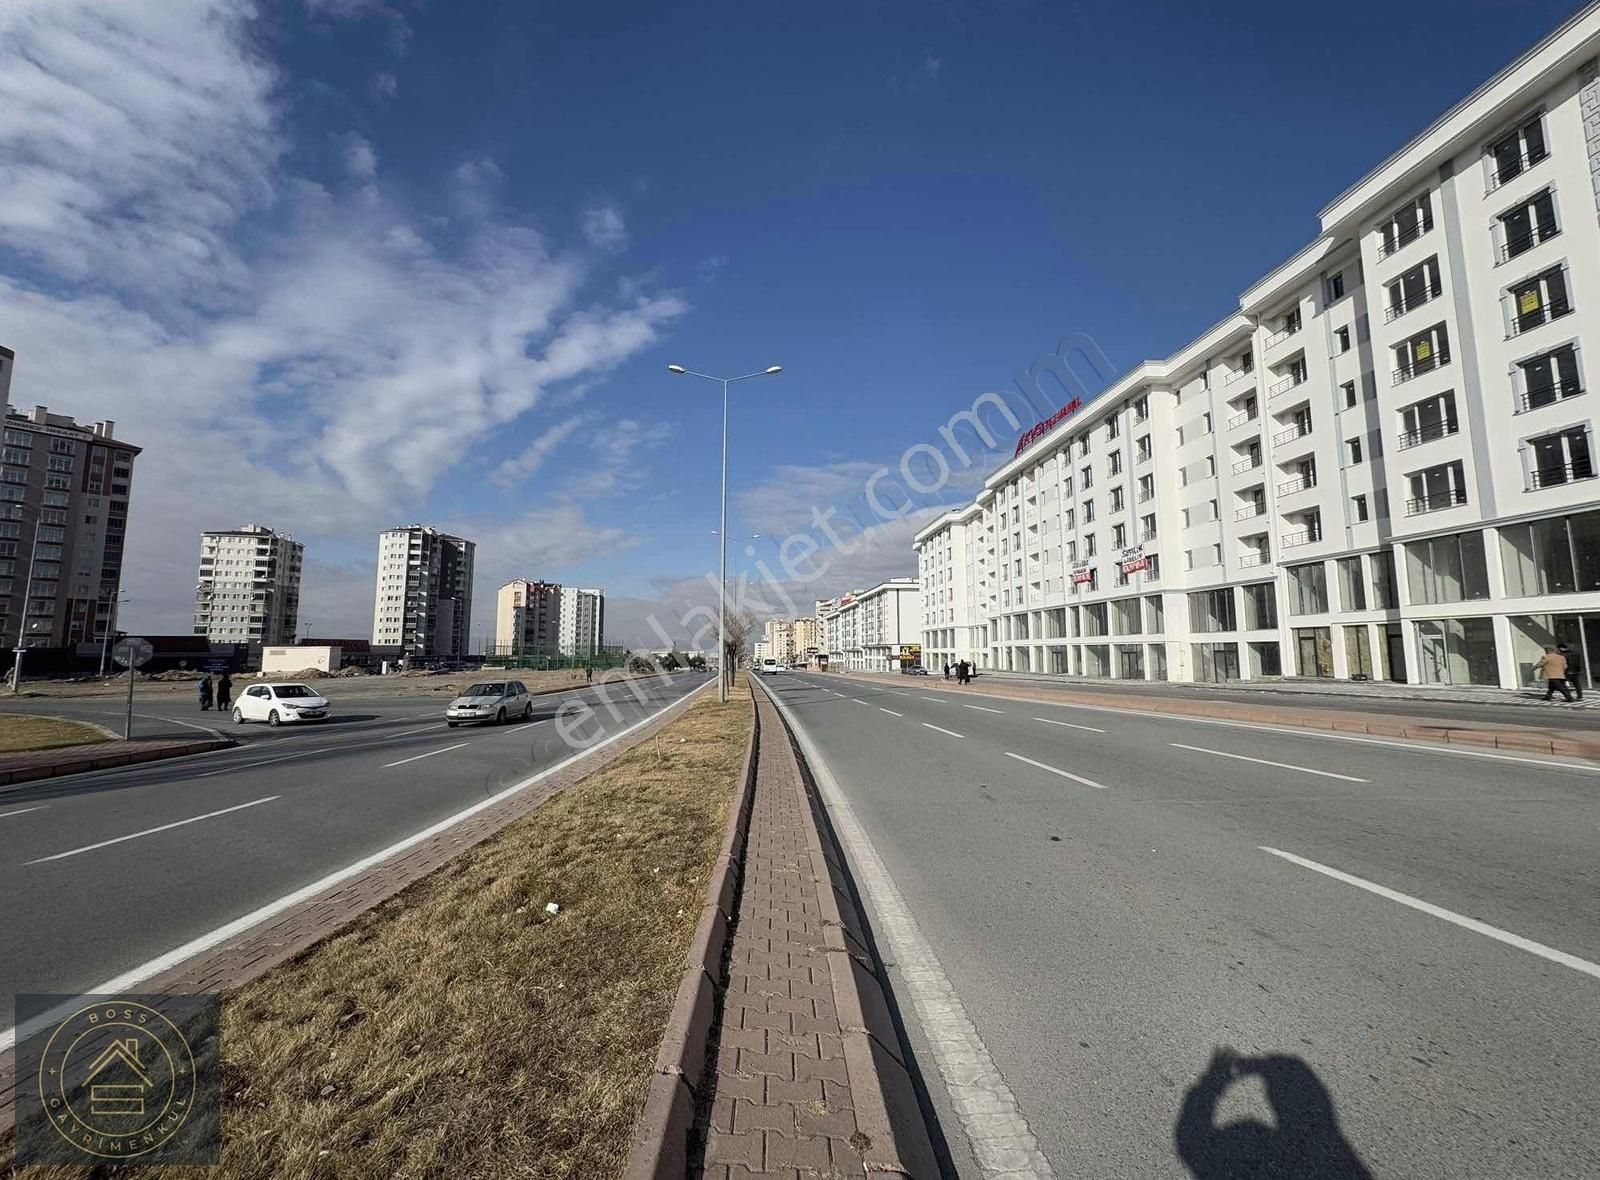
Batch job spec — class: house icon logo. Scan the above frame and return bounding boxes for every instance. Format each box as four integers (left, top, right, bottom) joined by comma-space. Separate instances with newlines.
36, 1001, 200, 1160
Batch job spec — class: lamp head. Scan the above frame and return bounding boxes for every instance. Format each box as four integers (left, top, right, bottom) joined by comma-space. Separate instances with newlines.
666, 364, 687, 374
764, 366, 783, 375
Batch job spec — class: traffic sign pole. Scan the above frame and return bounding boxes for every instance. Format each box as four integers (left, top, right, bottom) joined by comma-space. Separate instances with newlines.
125, 662, 135, 739
112, 638, 154, 741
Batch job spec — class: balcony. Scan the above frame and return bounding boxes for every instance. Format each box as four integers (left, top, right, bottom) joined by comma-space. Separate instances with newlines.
1276, 474, 1316, 497
1383, 280, 1443, 322
1239, 551, 1269, 568
1267, 371, 1308, 398
1508, 300, 1573, 339
1271, 423, 1311, 447
1392, 350, 1450, 386
1139, 528, 1157, 543
1516, 376, 1584, 414
1265, 324, 1300, 349
1405, 488, 1467, 516
1377, 219, 1432, 260
1397, 419, 1460, 449
1234, 503, 1266, 522
1223, 366, 1255, 387
1496, 224, 1560, 266
1529, 459, 1596, 489
1227, 407, 1258, 430
1280, 526, 1323, 549
1231, 456, 1263, 475
1485, 145, 1549, 194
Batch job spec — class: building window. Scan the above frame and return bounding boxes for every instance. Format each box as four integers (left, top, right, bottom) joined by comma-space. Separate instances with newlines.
1500, 508, 1600, 596
1286, 561, 1329, 614
1393, 323, 1450, 384
1347, 437, 1363, 465
1343, 380, 1357, 409
1405, 460, 1468, 515
1084, 500, 1095, 523
1514, 343, 1582, 413
1486, 113, 1548, 191
1353, 494, 1369, 521
1496, 188, 1558, 264
1188, 588, 1237, 633
1106, 417, 1120, 441
1328, 271, 1345, 301
1417, 618, 1500, 686
1335, 326, 1351, 353
1110, 486, 1125, 513
1377, 192, 1434, 258
1085, 533, 1097, 557
1385, 255, 1443, 322
1109, 450, 1123, 475
1406, 530, 1490, 604
1337, 556, 1367, 611
1524, 425, 1594, 489
1506, 265, 1573, 339
1140, 513, 1156, 540
1112, 523, 1127, 548
1398, 390, 1460, 448
1133, 396, 1149, 422
1241, 581, 1278, 629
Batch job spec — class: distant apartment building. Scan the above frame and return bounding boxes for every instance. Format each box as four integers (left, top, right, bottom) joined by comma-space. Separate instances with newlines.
194, 524, 303, 645
764, 617, 796, 664
792, 615, 824, 658
372, 525, 475, 660
823, 579, 922, 671
558, 585, 605, 658
0, 346, 12, 422
496, 578, 562, 656
2, 400, 139, 650
916, 6, 1600, 689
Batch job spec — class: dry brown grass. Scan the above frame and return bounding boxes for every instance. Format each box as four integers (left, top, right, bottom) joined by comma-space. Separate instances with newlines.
3, 679, 749, 1180
0, 714, 110, 754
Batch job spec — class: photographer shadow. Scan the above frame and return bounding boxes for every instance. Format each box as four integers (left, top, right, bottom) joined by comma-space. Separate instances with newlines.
1175, 1048, 1373, 1179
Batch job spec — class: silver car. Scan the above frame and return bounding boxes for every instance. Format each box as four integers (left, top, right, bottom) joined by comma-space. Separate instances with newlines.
445, 680, 533, 726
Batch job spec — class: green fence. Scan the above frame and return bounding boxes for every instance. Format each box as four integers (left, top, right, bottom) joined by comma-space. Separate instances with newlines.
477, 643, 629, 671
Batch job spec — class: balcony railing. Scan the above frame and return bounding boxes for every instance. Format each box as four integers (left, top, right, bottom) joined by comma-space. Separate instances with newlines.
1223, 366, 1255, 387
1280, 527, 1322, 549
1383, 280, 1443, 322
1276, 474, 1316, 496
1397, 419, 1460, 449
1272, 423, 1311, 447
1496, 224, 1560, 265
1227, 407, 1258, 430
1529, 459, 1597, 489
1268, 371, 1308, 398
1239, 551, 1269, 567
1392, 349, 1450, 385
1139, 528, 1157, 543
1404, 487, 1468, 516
1508, 299, 1573, 339
1234, 503, 1266, 521
1376, 218, 1432, 259
1136, 449, 1152, 464
1231, 456, 1262, 475
1265, 323, 1301, 349
1516, 376, 1584, 413
1486, 145, 1549, 194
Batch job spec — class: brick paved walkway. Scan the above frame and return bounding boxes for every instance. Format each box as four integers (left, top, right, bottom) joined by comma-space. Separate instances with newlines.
697, 695, 869, 1178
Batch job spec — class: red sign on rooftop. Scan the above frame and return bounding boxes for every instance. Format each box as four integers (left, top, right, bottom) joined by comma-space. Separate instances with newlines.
1012, 398, 1084, 457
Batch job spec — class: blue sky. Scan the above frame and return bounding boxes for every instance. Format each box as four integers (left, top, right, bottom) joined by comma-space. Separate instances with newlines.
0, 0, 1584, 645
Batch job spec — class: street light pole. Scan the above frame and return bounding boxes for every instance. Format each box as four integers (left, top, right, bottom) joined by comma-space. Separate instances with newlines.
98, 583, 125, 679
668, 363, 782, 704
9, 518, 44, 693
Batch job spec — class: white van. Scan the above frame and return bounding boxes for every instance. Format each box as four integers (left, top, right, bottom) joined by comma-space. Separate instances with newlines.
761, 657, 780, 675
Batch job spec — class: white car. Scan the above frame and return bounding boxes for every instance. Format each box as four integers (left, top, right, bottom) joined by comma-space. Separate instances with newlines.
760, 658, 780, 675
232, 682, 331, 726
445, 680, 533, 726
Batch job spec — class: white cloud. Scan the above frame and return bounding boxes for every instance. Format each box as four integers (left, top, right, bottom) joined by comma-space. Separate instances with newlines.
581, 203, 627, 250
0, 0, 689, 636
491, 414, 592, 487
562, 418, 673, 499
371, 71, 398, 100
343, 133, 378, 180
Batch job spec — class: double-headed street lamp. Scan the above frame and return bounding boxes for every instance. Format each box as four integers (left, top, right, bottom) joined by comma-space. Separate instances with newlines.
668, 364, 782, 702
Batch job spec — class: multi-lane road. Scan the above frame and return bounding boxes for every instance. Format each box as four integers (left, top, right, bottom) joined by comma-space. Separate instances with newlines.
763, 670, 1600, 1179
0, 673, 706, 1047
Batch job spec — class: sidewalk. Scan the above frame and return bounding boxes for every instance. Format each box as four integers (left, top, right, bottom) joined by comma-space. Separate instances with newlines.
845, 672, 1600, 761
694, 686, 936, 1178
0, 734, 233, 787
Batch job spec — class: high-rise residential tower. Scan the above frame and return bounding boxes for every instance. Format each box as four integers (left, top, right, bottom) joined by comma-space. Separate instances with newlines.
373, 525, 475, 660
194, 524, 303, 645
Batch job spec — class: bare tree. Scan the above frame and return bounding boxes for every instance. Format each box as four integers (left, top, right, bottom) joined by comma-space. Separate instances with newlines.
722, 607, 758, 694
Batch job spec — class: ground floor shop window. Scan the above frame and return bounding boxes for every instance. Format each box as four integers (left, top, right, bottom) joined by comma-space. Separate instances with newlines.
1294, 627, 1334, 677
1249, 641, 1282, 677
1118, 644, 1144, 679
1194, 641, 1240, 682
1344, 625, 1374, 678
1149, 643, 1168, 680
1407, 530, 1489, 604
1379, 625, 1406, 683
1416, 618, 1498, 685
1083, 644, 1110, 677
1049, 646, 1070, 674
1500, 508, 1600, 598
1508, 613, 1597, 688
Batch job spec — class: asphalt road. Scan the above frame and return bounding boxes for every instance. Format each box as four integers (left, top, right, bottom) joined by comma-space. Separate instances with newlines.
763, 670, 1600, 1179
0, 672, 708, 1041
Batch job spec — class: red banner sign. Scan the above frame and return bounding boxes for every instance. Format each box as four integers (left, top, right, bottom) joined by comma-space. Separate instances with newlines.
1071, 567, 1095, 584
1013, 398, 1085, 457
1119, 556, 1150, 574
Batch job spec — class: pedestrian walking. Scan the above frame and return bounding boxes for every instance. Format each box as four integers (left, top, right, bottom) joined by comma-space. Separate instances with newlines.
585, 665, 594, 685
216, 673, 233, 712
943, 663, 950, 680
1534, 646, 1574, 702
1557, 642, 1584, 702
197, 675, 214, 712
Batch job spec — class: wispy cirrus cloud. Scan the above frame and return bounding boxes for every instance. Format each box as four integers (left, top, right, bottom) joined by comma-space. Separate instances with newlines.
492, 414, 593, 487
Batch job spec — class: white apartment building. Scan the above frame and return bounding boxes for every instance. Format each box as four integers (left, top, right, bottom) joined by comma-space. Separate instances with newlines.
764, 617, 797, 664
558, 585, 605, 658
824, 579, 922, 671
372, 525, 475, 660
495, 578, 561, 656
917, 7, 1600, 691
792, 615, 824, 659
194, 524, 302, 646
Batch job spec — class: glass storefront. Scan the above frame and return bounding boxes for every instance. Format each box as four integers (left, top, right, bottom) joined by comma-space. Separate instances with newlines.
1248, 641, 1282, 677
1415, 618, 1499, 685
1344, 625, 1373, 678
1508, 613, 1597, 688
1118, 645, 1144, 679
1194, 641, 1240, 682
1500, 509, 1600, 598
1294, 627, 1334, 677
1407, 530, 1490, 605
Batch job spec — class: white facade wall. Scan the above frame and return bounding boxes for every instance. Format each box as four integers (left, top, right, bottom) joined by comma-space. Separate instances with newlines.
372, 525, 475, 660
825, 579, 922, 671
194, 524, 302, 646
917, 12, 1600, 690
558, 585, 604, 657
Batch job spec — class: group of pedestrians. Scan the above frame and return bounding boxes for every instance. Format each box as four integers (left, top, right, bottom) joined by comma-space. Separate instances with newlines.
196, 673, 233, 712
942, 660, 974, 685
1534, 642, 1586, 704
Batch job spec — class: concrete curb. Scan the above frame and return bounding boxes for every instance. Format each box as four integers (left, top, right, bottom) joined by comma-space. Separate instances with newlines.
842, 672, 1600, 762
0, 736, 235, 787
751, 678, 940, 1178
622, 687, 760, 1180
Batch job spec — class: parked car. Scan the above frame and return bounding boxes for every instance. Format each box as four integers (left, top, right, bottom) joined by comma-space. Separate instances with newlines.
903, 665, 930, 676
232, 682, 331, 726
446, 680, 533, 726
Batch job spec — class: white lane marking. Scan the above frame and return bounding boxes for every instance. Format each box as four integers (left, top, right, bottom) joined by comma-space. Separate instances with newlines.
382, 741, 470, 769
921, 722, 966, 739
920, 695, 948, 703
963, 704, 1006, 714
766, 689, 1055, 1178
0, 806, 46, 819
27, 797, 282, 865
1261, 846, 1600, 982
879, 707, 903, 717
1034, 717, 1106, 733
1003, 751, 1107, 790
852, 698, 874, 708
0, 675, 714, 1056
888, 689, 911, 697
1170, 742, 1369, 783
